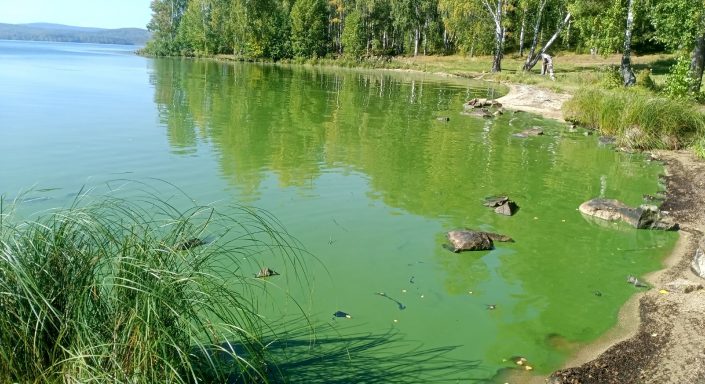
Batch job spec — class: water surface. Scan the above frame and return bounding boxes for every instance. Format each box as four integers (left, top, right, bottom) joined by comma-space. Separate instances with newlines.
0, 40, 676, 382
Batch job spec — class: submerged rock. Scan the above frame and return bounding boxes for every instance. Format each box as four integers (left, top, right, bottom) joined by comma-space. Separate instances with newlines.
461, 108, 493, 118
445, 230, 514, 253
578, 198, 678, 231
513, 127, 544, 138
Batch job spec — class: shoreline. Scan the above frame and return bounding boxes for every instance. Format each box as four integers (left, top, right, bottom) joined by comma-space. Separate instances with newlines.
493, 83, 705, 383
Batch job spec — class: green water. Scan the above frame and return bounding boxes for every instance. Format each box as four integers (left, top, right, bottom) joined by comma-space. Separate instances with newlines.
0, 40, 676, 382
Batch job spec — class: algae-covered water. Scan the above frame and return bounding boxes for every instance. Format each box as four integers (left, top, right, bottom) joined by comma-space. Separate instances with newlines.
0, 40, 677, 382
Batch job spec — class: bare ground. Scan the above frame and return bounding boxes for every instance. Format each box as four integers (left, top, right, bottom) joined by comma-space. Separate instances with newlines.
496, 84, 705, 384
494, 84, 571, 122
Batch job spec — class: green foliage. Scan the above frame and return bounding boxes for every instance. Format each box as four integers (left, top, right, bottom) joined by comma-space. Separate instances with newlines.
664, 54, 699, 99
341, 9, 366, 58
563, 87, 705, 150
290, 0, 329, 58
0, 194, 307, 383
599, 65, 624, 89
636, 68, 656, 90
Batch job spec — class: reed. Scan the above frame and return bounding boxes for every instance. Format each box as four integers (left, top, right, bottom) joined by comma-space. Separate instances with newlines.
0, 193, 307, 383
563, 87, 705, 151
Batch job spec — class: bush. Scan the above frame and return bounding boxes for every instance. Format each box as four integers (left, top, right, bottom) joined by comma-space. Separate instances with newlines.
636, 69, 657, 90
0, 194, 307, 383
563, 87, 705, 150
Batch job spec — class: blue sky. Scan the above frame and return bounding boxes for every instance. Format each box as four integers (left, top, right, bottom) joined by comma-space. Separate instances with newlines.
0, 0, 152, 29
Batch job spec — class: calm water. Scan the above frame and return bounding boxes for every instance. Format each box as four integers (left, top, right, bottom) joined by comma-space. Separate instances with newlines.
0, 40, 676, 382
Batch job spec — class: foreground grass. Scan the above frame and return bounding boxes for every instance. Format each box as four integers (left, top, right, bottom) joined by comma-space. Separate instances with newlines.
0, 195, 307, 383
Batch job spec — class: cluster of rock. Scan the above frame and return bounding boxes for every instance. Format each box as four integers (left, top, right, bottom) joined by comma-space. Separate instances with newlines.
443, 196, 519, 252
578, 198, 678, 231
461, 98, 504, 118
483, 196, 519, 216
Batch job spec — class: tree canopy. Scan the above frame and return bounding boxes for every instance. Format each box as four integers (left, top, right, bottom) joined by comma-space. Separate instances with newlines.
144, 0, 705, 94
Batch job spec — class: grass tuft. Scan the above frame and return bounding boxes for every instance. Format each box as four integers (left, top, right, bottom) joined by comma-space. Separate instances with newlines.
0, 193, 308, 383
563, 87, 705, 151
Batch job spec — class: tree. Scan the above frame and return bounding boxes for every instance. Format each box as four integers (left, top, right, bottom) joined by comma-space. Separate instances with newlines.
291, 0, 330, 58
523, 1, 571, 72
651, 0, 705, 95
482, 0, 507, 72
146, 0, 188, 55
342, 8, 366, 57
620, 0, 636, 86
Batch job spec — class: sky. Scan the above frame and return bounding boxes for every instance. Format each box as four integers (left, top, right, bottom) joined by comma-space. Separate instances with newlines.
0, 0, 152, 29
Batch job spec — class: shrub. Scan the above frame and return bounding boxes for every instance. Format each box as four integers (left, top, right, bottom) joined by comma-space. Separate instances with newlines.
636, 69, 657, 90
0, 194, 307, 383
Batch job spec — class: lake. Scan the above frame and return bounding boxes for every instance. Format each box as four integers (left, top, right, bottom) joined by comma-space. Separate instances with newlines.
0, 40, 676, 382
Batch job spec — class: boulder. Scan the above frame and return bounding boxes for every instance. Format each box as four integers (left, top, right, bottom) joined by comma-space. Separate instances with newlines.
664, 278, 703, 293
495, 201, 518, 216
578, 198, 678, 231
445, 230, 513, 253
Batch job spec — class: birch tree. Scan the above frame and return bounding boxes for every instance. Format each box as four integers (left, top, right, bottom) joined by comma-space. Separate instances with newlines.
620, 0, 636, 86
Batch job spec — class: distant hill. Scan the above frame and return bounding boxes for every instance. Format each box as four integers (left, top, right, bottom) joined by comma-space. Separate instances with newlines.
0, 23, 151, 45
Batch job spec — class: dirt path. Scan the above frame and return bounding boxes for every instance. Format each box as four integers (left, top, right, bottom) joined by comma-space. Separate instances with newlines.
496, 83, 705, 383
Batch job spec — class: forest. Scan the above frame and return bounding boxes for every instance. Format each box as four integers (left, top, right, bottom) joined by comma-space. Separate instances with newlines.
144, 0, 705, 96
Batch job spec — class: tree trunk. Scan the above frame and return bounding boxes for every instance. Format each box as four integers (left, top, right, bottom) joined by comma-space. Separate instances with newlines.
690, 33, 705, 93
483, 0, 504, 72
620, 0, 636, 86
519, 10, 526, 56
524, 0, 547, 69
414, 28, 420, 56
524, 12, 571, 71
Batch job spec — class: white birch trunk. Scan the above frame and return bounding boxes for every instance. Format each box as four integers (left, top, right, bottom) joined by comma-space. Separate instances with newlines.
620, 0, 636, 86
524, 0, 547, 69
524, 12, 571, 71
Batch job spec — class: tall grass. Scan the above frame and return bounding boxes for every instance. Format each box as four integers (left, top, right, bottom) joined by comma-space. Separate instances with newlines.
0, 194, 308, 383
563, 87, 705, 151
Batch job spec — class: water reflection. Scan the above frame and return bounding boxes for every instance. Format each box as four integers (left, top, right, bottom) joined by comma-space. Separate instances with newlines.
148, 58, 676, 379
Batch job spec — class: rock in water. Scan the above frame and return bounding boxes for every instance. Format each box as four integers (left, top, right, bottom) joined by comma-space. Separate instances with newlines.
578, 198, 678, 231
483, 196, 509, 208
446, 230, 513, 253
256, 267, 279, 278
494, 201, 518, 216
513, 127, 544, 138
